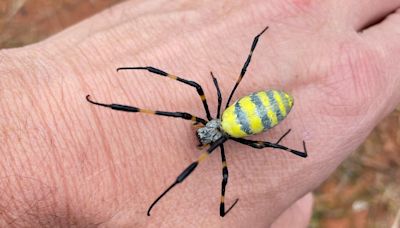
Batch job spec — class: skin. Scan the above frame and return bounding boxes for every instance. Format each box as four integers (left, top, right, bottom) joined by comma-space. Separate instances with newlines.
1, 0, 400, 227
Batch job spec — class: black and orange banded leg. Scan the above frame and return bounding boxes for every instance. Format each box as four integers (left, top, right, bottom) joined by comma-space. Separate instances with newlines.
219, 144, 239, 217
116, 66, 212, 120
211, 73, 239, 216
231, 137, 308, 158
225, 26, 269, 108
86, 95, 207, 125
147, 136, 228, 216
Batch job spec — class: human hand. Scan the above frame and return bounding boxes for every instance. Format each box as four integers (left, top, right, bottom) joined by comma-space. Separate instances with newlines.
1, 0, 400, 227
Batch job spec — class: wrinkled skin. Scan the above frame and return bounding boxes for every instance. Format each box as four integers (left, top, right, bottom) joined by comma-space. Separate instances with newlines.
1, 0, 400, 227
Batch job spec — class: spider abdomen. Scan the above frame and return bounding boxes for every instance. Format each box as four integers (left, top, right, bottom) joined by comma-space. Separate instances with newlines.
221, 90, 294, 138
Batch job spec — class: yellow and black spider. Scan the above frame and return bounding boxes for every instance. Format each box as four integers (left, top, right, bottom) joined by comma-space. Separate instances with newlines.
86, 26, 308, 217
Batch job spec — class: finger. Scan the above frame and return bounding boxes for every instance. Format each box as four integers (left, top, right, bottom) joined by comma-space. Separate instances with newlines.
271, 193, 313, 228
359, 8, 400, 112
348, 0, 400, 31
362, 9, 400, 52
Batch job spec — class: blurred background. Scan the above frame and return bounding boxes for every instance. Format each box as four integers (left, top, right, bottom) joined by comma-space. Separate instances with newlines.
0, 0, 399, 227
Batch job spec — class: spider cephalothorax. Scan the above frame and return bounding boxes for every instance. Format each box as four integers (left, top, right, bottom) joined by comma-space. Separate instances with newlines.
196, 119, 224, 145
86, 26, 308, 217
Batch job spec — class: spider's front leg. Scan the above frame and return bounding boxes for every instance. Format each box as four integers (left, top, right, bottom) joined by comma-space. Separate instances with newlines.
116, 66, 213, 120
86, 95, 207, 125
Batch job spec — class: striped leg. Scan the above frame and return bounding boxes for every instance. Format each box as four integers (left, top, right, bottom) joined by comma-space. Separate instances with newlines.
225, 26, 269, 108
86, 95, 207, 125
212, 73, 239, 216
117, 66, 212, 120
211, 73, 239, 216
147, 136, 228, 216
219, 144, 239, 217
231, 137, 308, 158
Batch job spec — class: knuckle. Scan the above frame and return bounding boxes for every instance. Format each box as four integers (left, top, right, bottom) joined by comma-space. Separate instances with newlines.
313, 39, 387, 117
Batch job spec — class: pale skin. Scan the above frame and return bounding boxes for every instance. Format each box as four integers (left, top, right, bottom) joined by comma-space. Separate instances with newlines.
1, 0, 400, 227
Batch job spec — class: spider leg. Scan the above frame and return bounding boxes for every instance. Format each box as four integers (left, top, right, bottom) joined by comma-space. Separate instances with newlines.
211, 72, 222, 119
276, 129, 292, 144
219, 144, 239, 217
225, 26, 269, 108
116, 66, 212, 120
231, 137, 307, 158
211, 73, 239, 216
86, 95, 207, 125
147, 136, 228, 216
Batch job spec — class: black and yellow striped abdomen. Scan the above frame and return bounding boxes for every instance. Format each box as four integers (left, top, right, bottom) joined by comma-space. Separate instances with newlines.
221, 90, 294, 138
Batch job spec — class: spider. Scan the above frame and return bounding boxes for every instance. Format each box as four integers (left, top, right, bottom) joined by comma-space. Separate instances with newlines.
86, 26, 308, 217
